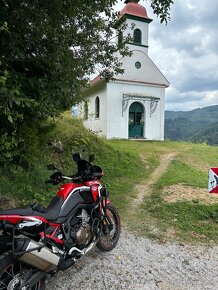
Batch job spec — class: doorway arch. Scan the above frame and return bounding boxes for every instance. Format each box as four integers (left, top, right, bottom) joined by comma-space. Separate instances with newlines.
129, 102, 144, 138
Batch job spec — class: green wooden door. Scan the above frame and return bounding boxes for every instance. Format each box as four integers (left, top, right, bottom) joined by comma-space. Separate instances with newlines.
129, 102, 144, 138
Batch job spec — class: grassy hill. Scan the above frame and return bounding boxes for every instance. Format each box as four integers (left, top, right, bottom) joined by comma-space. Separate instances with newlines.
0, 113, 146, 216
1, 113, 218, 243
165, 105, 218, 145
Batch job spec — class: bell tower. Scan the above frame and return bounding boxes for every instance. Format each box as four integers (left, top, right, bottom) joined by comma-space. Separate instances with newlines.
116, 0, 153, 54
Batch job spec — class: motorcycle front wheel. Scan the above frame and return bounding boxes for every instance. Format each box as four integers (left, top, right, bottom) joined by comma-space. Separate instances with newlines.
96, 204, 121, 251
0, 251, 45, 290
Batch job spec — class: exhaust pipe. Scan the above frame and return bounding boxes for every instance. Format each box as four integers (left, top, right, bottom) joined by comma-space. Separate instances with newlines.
16, 238, 60, 272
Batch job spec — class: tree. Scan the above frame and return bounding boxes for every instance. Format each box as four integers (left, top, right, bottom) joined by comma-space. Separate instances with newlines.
0, 0, 173, 162
147, 0, 173, 23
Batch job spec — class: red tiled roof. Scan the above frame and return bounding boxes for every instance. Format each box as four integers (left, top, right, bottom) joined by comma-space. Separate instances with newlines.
90, 74, 101, 85
120, 2, 152, 21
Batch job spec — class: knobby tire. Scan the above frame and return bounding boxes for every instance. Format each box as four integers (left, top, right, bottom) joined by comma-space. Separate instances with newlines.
96, 204, 121, 251
0, 251, 45, 290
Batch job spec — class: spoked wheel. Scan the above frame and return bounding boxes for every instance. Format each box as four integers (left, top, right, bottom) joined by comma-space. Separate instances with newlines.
0, 252, 45, 290
96, 204, 121, 251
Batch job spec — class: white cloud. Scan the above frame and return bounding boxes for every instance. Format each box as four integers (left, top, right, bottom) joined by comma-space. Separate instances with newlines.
205, 91, 218, 104
114, 0, 218, 111
152, 0, 218, 110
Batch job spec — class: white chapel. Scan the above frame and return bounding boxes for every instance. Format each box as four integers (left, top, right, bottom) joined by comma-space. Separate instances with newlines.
78, 0, 170, 140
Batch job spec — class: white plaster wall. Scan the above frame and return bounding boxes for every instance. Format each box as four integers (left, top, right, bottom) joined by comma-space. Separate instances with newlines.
107, 81, 165, 140
82, 85, 108, 137
117, 50, 169, 86
123, 18, 149, 54
78, 80, 165, 140
106, 82, 126, 139
145, 87, 165, 140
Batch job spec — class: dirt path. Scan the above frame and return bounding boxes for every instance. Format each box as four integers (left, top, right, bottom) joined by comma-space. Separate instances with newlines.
49, 152, 218, 290
132, 152, 176, 207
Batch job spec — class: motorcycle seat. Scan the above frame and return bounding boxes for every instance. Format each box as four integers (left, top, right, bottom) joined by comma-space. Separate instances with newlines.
0, 196, 64, 222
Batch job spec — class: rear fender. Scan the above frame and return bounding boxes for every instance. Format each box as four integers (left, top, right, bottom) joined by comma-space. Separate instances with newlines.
0, 216, 49, 239
0, 215, 48, 225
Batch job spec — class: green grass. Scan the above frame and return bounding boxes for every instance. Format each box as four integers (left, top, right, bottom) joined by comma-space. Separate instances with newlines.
1, 114, 218, 244
0, 114, 146, 216
126, 142, 218, 243
106, 139, 218, 243
143, 194, 218, 243
157, 160, 207, 188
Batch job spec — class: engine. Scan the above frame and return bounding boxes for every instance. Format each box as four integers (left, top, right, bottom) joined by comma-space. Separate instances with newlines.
71, 209, 92, 245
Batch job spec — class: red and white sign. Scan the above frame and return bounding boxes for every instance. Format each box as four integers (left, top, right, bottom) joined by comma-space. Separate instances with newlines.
208, 168, 218, 193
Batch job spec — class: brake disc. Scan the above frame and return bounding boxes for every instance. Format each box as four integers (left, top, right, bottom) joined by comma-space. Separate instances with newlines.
7, 273, 22, 290
7, 271, 30, 290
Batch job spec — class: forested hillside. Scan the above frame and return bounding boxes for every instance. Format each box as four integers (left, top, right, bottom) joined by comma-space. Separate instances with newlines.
165, 105, 218, 145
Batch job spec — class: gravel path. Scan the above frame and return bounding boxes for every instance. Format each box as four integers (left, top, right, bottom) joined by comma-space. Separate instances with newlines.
48, 229, 218, 290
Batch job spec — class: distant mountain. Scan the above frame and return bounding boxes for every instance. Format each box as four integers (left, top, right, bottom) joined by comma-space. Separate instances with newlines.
164, 105, 218, 145
191, 122, 218, 145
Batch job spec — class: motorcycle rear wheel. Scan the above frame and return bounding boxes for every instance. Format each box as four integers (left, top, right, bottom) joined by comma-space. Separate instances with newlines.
96, 204, 121, 251
0, 251, 45, 290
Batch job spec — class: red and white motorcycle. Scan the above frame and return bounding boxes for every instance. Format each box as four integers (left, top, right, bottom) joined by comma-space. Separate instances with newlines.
0, 153, 120, 289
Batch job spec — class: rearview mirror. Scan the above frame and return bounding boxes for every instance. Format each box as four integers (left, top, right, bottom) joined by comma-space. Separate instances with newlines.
73, 153, 81, 162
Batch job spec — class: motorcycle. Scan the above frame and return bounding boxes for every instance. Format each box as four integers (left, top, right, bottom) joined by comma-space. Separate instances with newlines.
0, 153, 121, 289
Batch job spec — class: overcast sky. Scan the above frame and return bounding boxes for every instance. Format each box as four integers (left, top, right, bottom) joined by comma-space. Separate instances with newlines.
114, 0, 218, 111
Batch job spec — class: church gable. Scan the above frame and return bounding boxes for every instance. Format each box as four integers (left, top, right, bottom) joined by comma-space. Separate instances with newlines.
115, 50, 170, 87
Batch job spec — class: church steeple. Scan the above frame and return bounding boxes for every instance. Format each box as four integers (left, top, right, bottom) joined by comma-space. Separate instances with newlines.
117, 0, 153, 54
120, 1, 152, 23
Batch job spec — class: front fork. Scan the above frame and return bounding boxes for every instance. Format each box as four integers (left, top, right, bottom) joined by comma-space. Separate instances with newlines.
99, 186, 113, 233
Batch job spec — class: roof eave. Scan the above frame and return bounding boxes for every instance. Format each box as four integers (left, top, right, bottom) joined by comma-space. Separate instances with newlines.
85, 78, 106, 95
112, 78, 170, 88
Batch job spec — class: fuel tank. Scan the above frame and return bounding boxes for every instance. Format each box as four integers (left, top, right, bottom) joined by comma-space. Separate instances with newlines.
56, 184, 94, 219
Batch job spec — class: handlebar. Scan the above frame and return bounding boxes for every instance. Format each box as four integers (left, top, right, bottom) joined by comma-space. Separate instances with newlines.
62, 175, 73, 180
45, 154, 101, 185
45, 174, 79, 185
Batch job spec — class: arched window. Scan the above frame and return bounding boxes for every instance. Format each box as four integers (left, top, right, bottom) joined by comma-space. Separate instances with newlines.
95, 96, 100, 118
133, 29, 142, 44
